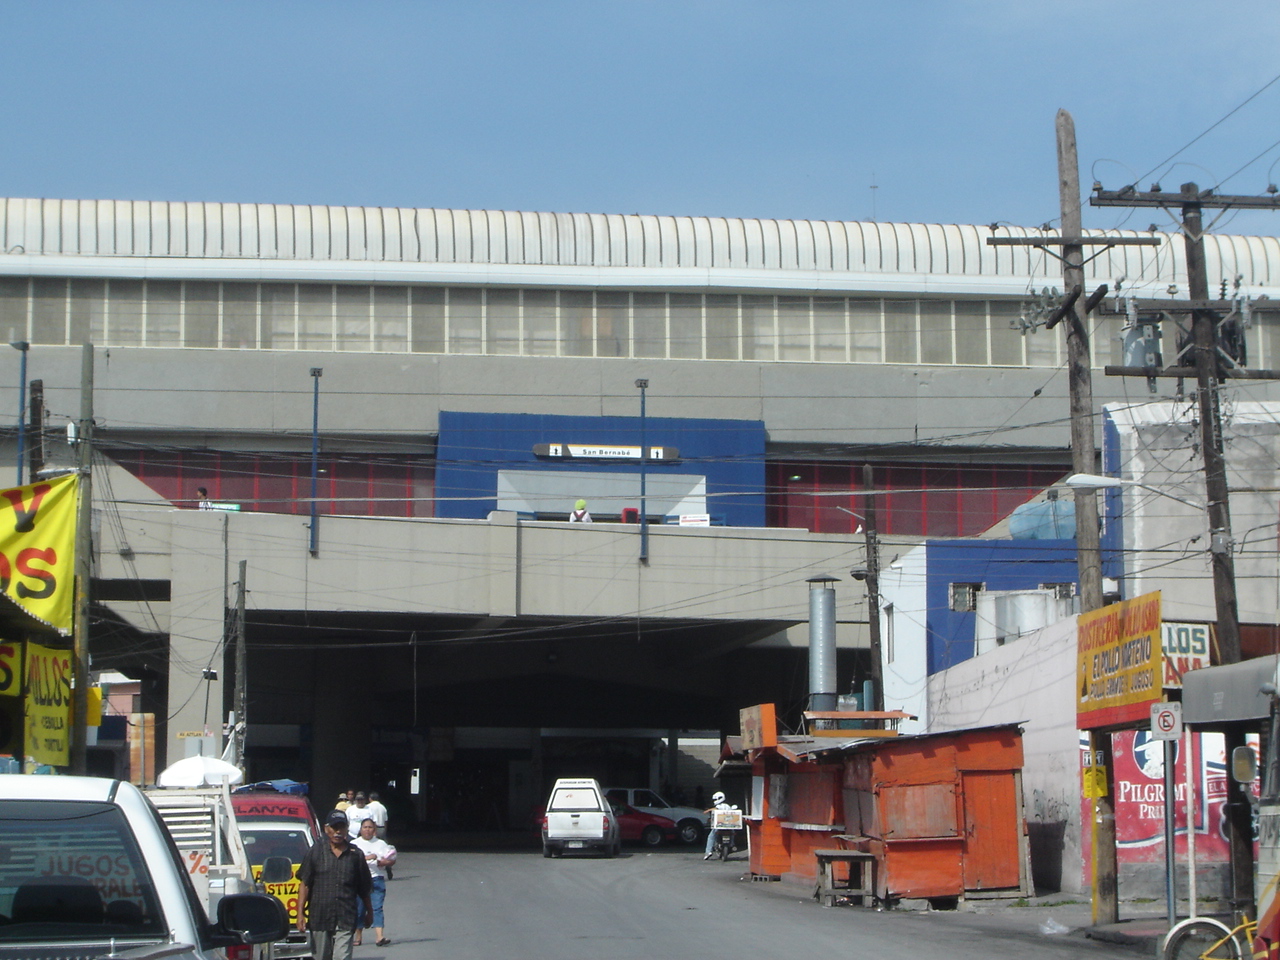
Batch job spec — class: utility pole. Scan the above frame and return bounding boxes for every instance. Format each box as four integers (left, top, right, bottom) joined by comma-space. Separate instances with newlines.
233, 560, 247, 768
861, 464, 883, 712
1091, 179, 1280, 916
988, 110, 1162, 926
28, 380, 44, 480
70, 344, 94, 775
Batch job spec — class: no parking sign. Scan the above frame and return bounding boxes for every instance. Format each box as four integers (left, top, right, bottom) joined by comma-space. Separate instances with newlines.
1150, 701, 1183, 740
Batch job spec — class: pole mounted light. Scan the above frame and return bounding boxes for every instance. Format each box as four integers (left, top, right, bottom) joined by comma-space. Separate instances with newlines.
635, 379, 649, 565
1064, 472, 1208, 511
310, 368, 322, 556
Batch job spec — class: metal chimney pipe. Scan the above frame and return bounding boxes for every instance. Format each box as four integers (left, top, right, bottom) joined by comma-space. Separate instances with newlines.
807, 576, 839, 713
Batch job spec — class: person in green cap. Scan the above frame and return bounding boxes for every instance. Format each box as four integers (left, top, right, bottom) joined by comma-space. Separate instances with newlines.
569, 499, 592, 522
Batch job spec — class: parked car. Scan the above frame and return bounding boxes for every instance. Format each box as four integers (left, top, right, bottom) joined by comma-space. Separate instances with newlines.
230, 787, 322, 957
0, 775, 286, 960
613, 804, 678, 846
541, 778, 619, 857
605, 787, 709, 845
238, 818, 318, 960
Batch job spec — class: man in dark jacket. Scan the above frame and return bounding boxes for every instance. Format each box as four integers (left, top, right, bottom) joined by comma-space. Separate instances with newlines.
297, 809, 373, 960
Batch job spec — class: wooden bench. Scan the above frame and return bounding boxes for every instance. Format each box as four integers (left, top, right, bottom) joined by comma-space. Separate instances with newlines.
813, 849, 877, 908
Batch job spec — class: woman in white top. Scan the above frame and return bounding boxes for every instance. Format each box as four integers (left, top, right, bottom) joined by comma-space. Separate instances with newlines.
350, 818, 396, 946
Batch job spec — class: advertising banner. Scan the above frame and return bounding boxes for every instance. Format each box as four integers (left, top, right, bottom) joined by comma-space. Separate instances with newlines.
0, 475, 78, 634
1162, 621, 1212, 688
1077, 591, 1163, 729
0, 640, 20, 697
1080, 730, 1242, 883
25, 641, 71, 766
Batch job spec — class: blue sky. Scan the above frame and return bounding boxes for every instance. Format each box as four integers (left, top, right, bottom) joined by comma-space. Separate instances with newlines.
6, 2, 1280, 235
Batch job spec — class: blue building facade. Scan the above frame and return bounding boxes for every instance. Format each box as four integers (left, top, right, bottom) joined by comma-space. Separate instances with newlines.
926, 539, 1079, 674
434, 411, 767, 527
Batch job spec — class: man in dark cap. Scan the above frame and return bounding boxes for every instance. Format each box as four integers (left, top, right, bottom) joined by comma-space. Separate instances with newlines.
297, 809, 373, 960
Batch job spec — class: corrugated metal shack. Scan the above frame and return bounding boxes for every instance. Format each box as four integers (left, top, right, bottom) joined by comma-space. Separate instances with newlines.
739, 713, 1033, 905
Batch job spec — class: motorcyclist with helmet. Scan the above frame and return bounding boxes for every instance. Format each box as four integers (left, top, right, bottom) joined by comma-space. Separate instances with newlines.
703, 791, 732, 860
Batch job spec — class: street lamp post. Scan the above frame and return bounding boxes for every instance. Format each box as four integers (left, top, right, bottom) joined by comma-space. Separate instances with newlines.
11, 341, 27, 485
635, 378, 649, 565
309, 368, 322, 556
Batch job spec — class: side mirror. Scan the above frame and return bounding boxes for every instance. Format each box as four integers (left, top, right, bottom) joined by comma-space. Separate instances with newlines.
1232, 745, 1258, 784
260, 856, 294, 885
215, 893, 288, 944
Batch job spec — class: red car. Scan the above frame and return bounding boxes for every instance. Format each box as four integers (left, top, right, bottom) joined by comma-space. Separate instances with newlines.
613, 803, 678, 846
533, 803, 677, 847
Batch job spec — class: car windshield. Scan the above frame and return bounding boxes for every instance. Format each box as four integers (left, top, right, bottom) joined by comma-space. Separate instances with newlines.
634, 790, 668, 808
241, 828, 313, 866
0, 799, 166, 943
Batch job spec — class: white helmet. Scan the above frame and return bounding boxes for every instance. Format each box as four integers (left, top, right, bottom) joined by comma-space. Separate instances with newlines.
712, 791, 726, 804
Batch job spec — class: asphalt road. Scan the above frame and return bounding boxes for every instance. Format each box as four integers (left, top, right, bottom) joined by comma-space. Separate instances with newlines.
360, 845, 1142, 960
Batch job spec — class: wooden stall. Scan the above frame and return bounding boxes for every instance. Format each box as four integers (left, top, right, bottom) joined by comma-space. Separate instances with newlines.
740, 714, 1032, 906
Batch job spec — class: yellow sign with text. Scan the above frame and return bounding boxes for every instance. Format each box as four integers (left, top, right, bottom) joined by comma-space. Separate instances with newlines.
1077, 591, 1163, 730
0, 475, 77, 634
25, 641, 71, 766
0, 641, 20, 697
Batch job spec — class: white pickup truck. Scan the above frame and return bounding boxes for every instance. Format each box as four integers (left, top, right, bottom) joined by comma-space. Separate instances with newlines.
0, 775, 286, 960
541, 778, 619, 858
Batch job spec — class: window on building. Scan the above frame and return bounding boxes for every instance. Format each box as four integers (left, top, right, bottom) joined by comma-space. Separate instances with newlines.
884, 602, 894, 663
950, 582, 984, 613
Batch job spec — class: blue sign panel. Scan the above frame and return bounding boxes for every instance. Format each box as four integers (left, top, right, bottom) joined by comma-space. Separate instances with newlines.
435, 411, 766, 527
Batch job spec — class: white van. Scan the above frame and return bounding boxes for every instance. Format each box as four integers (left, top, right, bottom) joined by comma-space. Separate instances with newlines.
541, 779, 619, 858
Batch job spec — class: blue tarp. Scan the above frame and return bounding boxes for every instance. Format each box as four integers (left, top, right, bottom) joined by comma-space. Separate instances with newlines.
235, 779, 309, 795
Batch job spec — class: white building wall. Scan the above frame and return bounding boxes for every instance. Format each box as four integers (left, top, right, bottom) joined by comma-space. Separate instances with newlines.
1106, 401, 1280, 624
879, 544, 928, 734
927, 617, 1083, 893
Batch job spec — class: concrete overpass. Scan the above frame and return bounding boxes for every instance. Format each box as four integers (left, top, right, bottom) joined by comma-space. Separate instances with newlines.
93, 495, 868, 794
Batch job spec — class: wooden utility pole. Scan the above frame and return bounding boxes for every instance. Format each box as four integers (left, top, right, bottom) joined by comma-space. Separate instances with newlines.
987, 111, 1160, 926
233, 560, 247, 767
28, 380, 44, 480
1091, 179, 1280, 915
1056, 110, 1117, 926
69, 344, 93, 775
862, 464, 883, 712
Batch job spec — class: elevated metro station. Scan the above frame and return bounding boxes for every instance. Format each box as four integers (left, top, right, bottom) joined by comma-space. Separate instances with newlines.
2, 197, 1279, 823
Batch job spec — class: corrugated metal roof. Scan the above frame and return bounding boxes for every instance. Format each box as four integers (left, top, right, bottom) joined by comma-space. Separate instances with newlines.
4, 197, 1278, 289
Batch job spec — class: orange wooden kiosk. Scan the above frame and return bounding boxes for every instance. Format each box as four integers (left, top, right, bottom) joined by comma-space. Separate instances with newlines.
735, 705, 1033, 906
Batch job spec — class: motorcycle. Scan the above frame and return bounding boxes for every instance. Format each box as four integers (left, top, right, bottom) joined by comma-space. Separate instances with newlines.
710, 807, 744, 860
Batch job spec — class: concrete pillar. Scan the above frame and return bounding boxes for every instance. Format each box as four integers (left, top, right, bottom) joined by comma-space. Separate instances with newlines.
310, 647, 372, 809
166, 514, 231, 773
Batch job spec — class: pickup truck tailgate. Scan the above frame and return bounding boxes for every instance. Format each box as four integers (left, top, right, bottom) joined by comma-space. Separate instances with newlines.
546, 811, 606, 838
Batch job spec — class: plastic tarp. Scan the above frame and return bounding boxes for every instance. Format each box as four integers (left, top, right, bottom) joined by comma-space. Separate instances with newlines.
235, 779, 309, 795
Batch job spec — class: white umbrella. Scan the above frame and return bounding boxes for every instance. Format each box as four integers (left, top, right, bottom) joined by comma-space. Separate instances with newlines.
156, 755, 245, 788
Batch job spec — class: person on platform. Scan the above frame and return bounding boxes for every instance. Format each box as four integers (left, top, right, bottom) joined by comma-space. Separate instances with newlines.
297, 810, 372, 960
351, 818, 396, 947
569, 499, 592, 522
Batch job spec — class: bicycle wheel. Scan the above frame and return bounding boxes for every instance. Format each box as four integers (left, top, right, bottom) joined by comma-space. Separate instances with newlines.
1164, 918, 1242, 960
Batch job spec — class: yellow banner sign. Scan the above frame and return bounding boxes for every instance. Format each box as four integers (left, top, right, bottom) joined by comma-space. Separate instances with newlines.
26, 641, 71, 766
0, 475, 77, 634
1077, 591, 1163, 730
0, 640, 20, 697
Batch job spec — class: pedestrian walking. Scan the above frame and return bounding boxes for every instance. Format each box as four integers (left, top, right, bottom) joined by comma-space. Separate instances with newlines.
365, 792, 389, 836
346, 793, 371, 837
296, 810, 373, 960
351, 817, 396, 947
